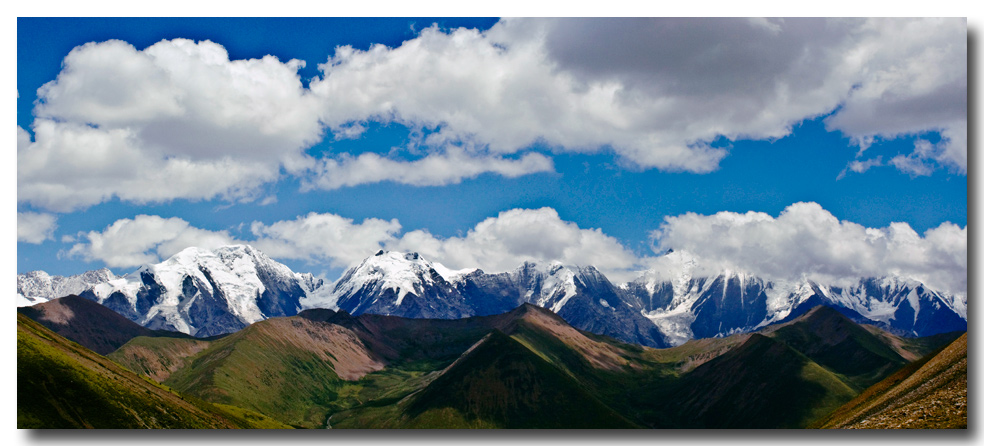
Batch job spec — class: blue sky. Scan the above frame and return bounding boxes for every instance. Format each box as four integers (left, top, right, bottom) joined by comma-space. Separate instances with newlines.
15, 17, 968, 294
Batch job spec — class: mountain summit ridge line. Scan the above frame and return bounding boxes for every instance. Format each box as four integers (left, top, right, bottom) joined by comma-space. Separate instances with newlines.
17, 244, 967, 347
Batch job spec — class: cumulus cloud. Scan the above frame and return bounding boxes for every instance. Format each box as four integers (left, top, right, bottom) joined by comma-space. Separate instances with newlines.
18, 212, 58, 244
249, 208, 641, 279
650, 202, 967, 295
302, 147, 554, 190
249, 213, 403, 268
311, 23, 730, 172
20, 20, 966, 212
67, 215, 240, 267
62, 204, 965, 295
389, 208, 641, 280
823, 19, 967, 173
34, 39, 323, 164
67, 209, 642, 280
20, 38, 320, 212
313, 18, 966, 175
19, 120, 277, 211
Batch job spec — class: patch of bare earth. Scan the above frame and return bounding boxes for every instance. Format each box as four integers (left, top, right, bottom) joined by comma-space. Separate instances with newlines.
519, 309, 631, 371
113, 339, 212, 381
37, 299, 75, 325
255, 318, 386, 380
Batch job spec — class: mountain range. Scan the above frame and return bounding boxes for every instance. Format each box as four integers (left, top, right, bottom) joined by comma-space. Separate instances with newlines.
18, 294, 963, 428
17, 245, 967, 348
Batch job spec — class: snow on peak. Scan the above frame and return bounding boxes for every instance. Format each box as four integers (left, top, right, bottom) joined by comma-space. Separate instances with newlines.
331, 250, 464, 307
17, 268, 120, 307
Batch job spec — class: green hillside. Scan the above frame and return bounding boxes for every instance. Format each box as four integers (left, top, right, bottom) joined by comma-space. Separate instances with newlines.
164, 315, 385, 428
659, 333, 857, 428
16, 314, 290, 429
108, 335, 212, 381
17, 303, 962, 429
334, 330, 638, 428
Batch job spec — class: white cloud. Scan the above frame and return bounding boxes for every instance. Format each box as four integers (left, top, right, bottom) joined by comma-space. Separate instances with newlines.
67, 209, 642, 281
837, 156, 883, 180
823, 19, 967, 174
67, 215, 239, 267
62, 204, 966, 296
19, 120, 277, 212
312, 18, 966, 175
20, 20, 966, 213
888, 132, 966, 177
311, 23, 731, 172
651, 202, 967, 295
34, 39, 323, 164
249, 213, 402, 268
302, 147, 554, 190
21, 39, 321, 212
389, 207, 641, 280
247, 208, 640, 279
17, 212, 58, 244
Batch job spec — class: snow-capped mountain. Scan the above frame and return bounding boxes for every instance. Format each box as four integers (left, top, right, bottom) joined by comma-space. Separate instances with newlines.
322, 250, 475, 319
17, 268, 117, 307
622, 251, 967, 345
322, 252, 670, 347
456, 262, 669, 347
17, 245, 321, 337
17, 246, 966, 347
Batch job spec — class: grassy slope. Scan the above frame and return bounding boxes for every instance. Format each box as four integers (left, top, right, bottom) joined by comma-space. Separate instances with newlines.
764, 306, 909, 391
16, 314, 290, 429
814, 333, 967, 429
334, 330, 638, 428
164, 316, 385, 428
37, 302, 951, 429
108, 336, 212, 381
653, 334, 856, 429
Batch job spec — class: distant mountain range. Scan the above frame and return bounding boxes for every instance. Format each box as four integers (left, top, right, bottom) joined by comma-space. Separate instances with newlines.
18, 295, 964, 428
17, 245, 967, 347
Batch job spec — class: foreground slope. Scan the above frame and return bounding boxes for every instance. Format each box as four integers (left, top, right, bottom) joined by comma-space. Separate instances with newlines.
814, 333, 967, 429
16, 314, 289, 429
331, 329, 637, 428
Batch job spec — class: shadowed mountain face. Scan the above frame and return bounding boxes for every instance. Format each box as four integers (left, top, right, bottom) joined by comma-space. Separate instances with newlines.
23, 301, 963, 429
402, 330, 638, 428
762, 306, 909, 389
17, 294, 195, 355
661, 333, 857, 429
